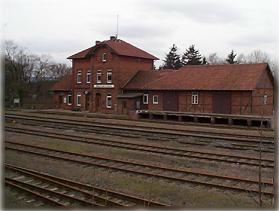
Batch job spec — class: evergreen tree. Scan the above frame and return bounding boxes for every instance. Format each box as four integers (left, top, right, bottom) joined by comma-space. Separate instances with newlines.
226, 50, 237, 64
182, 45, 203, 65
162, 44, 182, 69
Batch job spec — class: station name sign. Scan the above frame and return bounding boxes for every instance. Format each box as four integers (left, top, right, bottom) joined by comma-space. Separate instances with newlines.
93, 84, 115, 88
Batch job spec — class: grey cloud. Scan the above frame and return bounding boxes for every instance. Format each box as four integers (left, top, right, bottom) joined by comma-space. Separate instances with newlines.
93, 21, 170, 39
140, 0, 243, 24
229, 34, 278, 48
19, 37, 86, 54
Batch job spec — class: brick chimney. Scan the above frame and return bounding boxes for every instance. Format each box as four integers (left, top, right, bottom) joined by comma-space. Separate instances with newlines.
110, 36, 116, 41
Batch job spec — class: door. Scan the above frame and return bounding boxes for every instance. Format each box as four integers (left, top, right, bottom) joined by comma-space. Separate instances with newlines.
95, 93, 101, 112
58, 96, 63, 108
212, 91, 231, 114
122, 101, 127, 115
85, 94, 90, 110
163, 92, 178, 111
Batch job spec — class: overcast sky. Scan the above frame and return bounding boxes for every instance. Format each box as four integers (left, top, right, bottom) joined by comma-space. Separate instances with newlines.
2, 0, 279, 67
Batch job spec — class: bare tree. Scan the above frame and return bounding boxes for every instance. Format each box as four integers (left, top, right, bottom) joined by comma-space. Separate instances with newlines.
236, 53, 247, 64
48, 63, 71, 80
246, 50, 270, 64
207, 53, 224, 64
4, 40, 71, 107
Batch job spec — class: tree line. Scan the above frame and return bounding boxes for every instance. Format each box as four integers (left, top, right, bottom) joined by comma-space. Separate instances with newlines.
4, 40, 71, 107
161, 44, 278, 73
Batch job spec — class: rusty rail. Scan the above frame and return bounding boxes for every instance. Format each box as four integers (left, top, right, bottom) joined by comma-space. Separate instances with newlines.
5, 141, 274, 197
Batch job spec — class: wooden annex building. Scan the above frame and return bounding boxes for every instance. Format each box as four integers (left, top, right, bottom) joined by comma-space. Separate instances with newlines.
52, 36, 274, 123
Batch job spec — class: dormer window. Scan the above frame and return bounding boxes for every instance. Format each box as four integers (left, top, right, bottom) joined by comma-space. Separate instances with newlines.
77, 71, 82, 84
102, 53, 107, 62
107, 71, 112, 84
97, 70, 102, 84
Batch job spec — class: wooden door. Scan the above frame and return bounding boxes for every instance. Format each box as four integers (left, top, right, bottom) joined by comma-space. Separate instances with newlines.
212, 91, 231, 114
85, 94, 90, 110
58, 96, 63, 108
95, 93, 101, 112
163, 92, 178, 111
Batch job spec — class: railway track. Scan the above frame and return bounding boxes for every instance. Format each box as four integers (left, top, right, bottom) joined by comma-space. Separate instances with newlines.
5, 163, 167, 208
6, 125, 275, 168
5, 113, 275, 143
5, 141, 274, 197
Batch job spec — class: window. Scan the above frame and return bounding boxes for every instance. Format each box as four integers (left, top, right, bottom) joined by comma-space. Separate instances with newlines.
263, 95, 268, 105
67, 94, 72, 105
86, 71, 91, 83
143, 94, 148, 104
63, 97, 67, 104
77, 71, 82, 84
107, 71, 112, 83
102, 53, 107, 62
106, 94, 112, 108
153, 95, 159, 104
77, 94, 81, 106
97, 70, 102, 83
192, 91, 199, 104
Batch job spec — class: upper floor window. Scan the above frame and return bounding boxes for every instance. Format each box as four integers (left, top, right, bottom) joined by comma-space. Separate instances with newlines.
77, 93, 81, 106
192, 91, 199, 104
143, 94, 148, 104
86, 70, 91, 83
106, 94, 112, 108
102, 53, 107, 62
77, 71, 82, 84
107, 71, 112, 84
97, 70, 101, 84
153, 95, 159, 104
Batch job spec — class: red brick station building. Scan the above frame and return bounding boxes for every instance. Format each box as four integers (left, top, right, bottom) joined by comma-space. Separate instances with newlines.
52, 36, 274, 120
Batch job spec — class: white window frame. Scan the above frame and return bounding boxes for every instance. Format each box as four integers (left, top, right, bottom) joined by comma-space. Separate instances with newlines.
153, 95, 159, 104
106, 94, 112, 108
192, 91, 199, 105
67, 94, 72, 105
102, 53, 107, 62
107, 71, 112, 84
143, 94, 148, 104
97, 71, 102, 84
77, 71, 82, 84
263, 94, 268, 105
77, 94, 81, 106
86, 71, 91, 83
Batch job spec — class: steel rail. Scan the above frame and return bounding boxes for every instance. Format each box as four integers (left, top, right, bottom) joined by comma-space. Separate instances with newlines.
5, 180, 67, 208
5, 114, 275, 143
5, 141, 274, 196
5, 163, 168, 207
5, 177, 103, 207
6, 126, 274, 168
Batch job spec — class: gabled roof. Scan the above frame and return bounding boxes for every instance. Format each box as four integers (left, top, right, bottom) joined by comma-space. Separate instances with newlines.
51, 74, 72, 91
123, 63, 271, 91
67, 38, 158, 60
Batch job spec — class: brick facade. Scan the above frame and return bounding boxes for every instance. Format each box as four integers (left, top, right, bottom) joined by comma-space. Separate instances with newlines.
52, 38, 274, 117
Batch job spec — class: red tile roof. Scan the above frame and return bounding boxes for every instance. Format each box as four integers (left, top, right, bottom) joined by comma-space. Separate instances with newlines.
123, 63, 271, 91
68, 39, 158, 60
51, 74, 72, 91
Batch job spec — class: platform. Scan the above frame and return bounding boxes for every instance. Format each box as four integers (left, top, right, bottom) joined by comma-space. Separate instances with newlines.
137, 110, 274, 129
